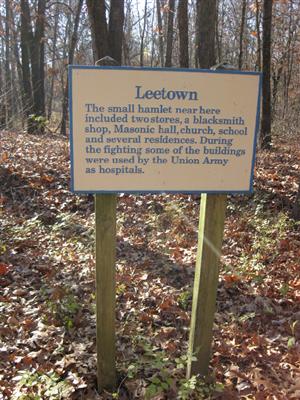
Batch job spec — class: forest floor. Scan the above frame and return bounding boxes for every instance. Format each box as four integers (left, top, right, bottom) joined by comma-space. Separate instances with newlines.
0, 130, 300, 400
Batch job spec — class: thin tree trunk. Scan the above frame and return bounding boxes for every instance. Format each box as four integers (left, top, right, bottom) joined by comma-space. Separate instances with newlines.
255, 0, 261, 71
20, 0, 34, 129
139, 0, 148, 66
238, 0, 247, 70
108, 0, 125, 64
178, 0, 189, 68
5, 0, 11, 127
292, 184, 300, 221
86, 0, 108, 60
60, 0, 84, 136
165, 0, 175, 67
31, 0, 46, 119
156, 0, 164, 66
260, 0, 273, 149
48, 6, 59, 120
215, 0, 222, 63
196, 0, 216, 69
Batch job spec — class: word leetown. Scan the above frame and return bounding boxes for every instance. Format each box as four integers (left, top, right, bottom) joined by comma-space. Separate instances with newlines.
70, 68, 261, 192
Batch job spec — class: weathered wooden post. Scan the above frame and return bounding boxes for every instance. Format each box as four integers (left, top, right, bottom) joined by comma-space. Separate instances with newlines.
95, 56, 118, 392
187, 193, 227, 377
187, 63, 237, 378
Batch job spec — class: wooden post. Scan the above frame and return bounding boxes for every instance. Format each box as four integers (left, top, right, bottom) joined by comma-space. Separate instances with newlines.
95, 56, 118, 392
95, 193, 117, 391
186, 62, 235, 379
187, 194, 226, 377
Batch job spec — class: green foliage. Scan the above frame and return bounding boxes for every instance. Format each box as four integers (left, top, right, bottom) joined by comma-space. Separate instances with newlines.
123, 337, 223, 399
232, 209, 295, 280
177, 290, 192, 310
44, 289, 80, 330
0, 241, 6, 255
28, 114, 48, 131
116, 283, 126, 296
11, 371, 73, 399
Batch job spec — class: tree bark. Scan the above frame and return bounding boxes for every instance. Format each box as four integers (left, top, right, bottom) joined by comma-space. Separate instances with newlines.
165, 0, 175, 67
31, 0, 46, 118
47, 5, 59, 120
178, 0, 189, 68
238, 0, 247, 70
5, 0, 12, 127
86, 0, 108, 60
292, 183, 300, 221
108, 0, 125, 64
20, 0, 34, 127
260, 0, 273, 149
255, 0, 261, 71
60, 0, 84, 136
139, 0, 148, 66
156, 0, 164, 66
196, 0, 216, 69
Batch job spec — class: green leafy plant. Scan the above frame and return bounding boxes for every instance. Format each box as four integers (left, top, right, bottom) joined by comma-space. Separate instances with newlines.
122, 337, 223, 399
28, 114, 48, 131
177, 290, 192, 310
44, 289, 80, 330
11, 371, 73, 399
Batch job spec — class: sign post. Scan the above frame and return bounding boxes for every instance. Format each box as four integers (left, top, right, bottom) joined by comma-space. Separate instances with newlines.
95, 193, 117, 391
69, 66, 261, 390
94, 57, 118, 392
187, 64, 236, 378
186, 193, 227, 377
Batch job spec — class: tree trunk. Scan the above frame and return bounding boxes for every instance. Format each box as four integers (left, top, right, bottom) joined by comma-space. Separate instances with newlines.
108, 0, 125, 64
238, 0, 247, 70
21, 0, 46, 133
5, 0, 12, 128
139, 0, 148, 66
20, 0, 34, 129
292, 184, 300, 221
196, 0, 216, 69
156, 0, 164, 66
31, 0, 46, 118
178, 0, 189, 68
47, 6, 59, 120
165, 0, 175, 67
60, 0, 84, 136
260, 0, 273, 149
255, 0, 261, 71
86, 0, 108, 60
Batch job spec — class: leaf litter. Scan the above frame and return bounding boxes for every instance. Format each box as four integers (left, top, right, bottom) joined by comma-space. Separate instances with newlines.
0, 131, 299, 399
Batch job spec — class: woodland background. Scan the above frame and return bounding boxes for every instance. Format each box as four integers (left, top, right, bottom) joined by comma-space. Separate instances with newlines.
0, 0, 300, 399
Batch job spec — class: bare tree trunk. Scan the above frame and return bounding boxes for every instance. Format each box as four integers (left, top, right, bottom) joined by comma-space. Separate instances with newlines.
238, 0, 247, 70
292, 183, 300, 221
196, 0, 216, 69
215, 0, 222, 63
139, 0, 148, 66
165, 0, 175, 67
108, 0, 125, 64
156, 0, 164, 66
31, 0, 46, 118
260, 0, 273, 149
20, 0, 34, 129
5, 0, 12, 128
150, 1, 156, 66
47, 6, 59, 120
272, 63, 283, 116
255, 0, 261, 71
178, 0, 189, 68
86, 0, 108, 60
60, 0, 84, 136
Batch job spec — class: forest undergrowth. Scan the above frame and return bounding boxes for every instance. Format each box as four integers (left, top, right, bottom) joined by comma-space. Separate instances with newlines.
0, 131, 299, 399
